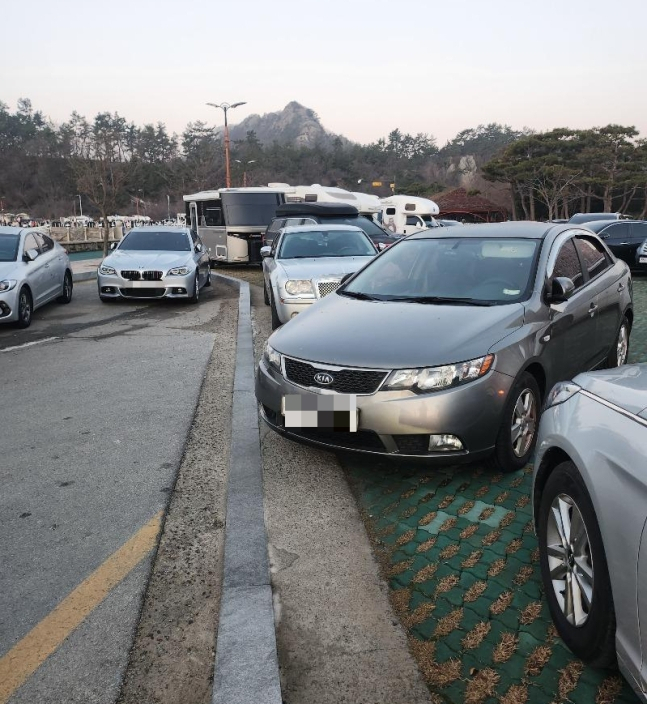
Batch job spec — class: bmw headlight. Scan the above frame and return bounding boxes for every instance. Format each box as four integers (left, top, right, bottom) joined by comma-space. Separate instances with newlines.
384, 355, 494, 393
264, 342, 282, 371
168, 266, 191, 276
0, 279, 17, 292
99, 265, 116, 275
544, 382, 580, 409
284, 279, 314, 296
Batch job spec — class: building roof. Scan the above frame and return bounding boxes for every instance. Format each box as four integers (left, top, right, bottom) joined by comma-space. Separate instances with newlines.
431, 188, 508, 218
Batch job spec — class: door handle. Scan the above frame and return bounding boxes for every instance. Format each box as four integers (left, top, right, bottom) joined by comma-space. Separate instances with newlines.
618, 283, 625, 292
589, 303, 598, 317
619, 242, 630, 246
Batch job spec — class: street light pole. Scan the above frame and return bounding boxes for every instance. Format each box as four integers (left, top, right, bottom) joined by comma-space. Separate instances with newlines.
76, 194, 83, 217
206, 101, 247, 188
167, 195, 171, 221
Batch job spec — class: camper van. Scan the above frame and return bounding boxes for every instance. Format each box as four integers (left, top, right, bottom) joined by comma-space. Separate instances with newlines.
269, 183, 382, 219
184, 187, 285, 265
380, 195, 440, 235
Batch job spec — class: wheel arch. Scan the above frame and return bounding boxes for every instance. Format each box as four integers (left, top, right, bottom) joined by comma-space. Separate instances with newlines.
533, 446, 572, 527
520, 361, 547, 402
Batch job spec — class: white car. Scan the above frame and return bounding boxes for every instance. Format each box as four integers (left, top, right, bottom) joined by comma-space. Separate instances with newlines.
0, 227, 73, 327
260, 224, 377, 329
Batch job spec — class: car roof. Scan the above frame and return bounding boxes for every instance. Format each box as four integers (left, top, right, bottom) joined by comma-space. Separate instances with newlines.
275, 202, 359, 217
0, 226, 25, 236
281, 224, 364, 233
408, 221, 558, 240
581, 219, 634, 233
568, 212, 625, 224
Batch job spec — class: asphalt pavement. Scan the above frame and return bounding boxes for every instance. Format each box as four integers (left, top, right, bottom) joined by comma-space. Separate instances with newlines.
0, 280, 227, 703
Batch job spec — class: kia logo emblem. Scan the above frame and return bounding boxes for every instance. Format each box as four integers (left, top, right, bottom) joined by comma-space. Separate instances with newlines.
314, 372, 334, 385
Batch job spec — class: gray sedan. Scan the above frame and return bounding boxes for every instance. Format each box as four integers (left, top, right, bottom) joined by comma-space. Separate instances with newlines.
0, 227, 73, 328
261, 224, 377, 329
97, 227, 211, 302
256, 222, 632, 473
533, 365, 647, 701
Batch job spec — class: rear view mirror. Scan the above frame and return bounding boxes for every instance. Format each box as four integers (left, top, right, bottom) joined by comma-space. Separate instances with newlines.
23, 248, 38, 262
260, 246, 272, 258
547, 276, 575, 303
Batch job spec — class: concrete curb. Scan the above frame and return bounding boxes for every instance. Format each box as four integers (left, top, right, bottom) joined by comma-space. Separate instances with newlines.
211, 273, 282, 704
72, 271, 97, 283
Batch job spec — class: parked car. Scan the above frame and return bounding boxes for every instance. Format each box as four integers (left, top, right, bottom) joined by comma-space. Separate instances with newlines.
436, 219, 464, 227
636, 238, 647, 269
0, 227, 73, 328
97, 227, 211, 303
261, 224, 377, 329
263, 202, 396, 250
256, 222, 632, 472
533, 365, 647, 701
581, 219, 647, 271
568, 212, 630, 224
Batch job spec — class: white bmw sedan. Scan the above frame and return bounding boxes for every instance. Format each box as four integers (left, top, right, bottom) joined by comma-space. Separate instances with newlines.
0, 227, 73, 328
97, 227, 211, 303
261, 224, 377, 329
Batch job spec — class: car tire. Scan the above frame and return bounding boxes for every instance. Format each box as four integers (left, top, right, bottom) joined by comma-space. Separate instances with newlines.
57, 271, 73, 304
604, 316, 630, 368
204, 267, 212, 287
188, 272, 200, 304
537, 460, 617, 668
488, 372, 540, 473
16, 286, 32, 328
270, 287, 281, 330
263, 279, 270, 306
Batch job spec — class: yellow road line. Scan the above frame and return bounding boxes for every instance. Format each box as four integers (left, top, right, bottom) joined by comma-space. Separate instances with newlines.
0, 512, 162, 704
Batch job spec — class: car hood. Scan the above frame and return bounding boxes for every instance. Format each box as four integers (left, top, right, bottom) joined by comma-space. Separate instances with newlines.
574, 365, 647, 418
270, 293, 525, 369
278, 256, 374, 279
103, 250, 192, 270
0, 261, 22, 279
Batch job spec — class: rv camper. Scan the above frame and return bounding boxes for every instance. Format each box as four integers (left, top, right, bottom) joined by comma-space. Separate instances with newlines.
380, 195, 440, 235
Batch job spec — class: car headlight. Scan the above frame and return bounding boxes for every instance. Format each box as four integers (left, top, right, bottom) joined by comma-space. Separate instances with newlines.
99, 265, 116, 275
264, 342, 282, 371
168, 266, 191, 276
544, 382, 580, 409
284, 279, 314, 296
384, 354, 494, 393
0, 279, 17, 292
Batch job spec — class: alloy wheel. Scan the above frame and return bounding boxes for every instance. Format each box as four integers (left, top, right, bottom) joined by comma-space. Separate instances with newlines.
510, 388, 537, 457
19, 291, 31, 324
616, 324, 628, 366
546, 493, 594, 627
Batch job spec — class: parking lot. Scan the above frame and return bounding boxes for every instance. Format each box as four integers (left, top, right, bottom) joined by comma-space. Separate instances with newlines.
230, 264, 646, 704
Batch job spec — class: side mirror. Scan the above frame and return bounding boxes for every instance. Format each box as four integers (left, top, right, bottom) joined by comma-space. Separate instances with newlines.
340, 272, 354, 286
110, 242, 117, 250
260, 246, 272, 258
547, 276, 575, 303
377, 242, 387, 251
195, 243, 203, 253
23, 248, 38, 262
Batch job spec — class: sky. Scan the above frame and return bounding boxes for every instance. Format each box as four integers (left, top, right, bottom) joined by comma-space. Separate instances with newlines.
3, 0, 647, 147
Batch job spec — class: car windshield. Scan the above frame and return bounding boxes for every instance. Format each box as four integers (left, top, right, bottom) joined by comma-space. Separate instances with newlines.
0, 233, 20, 262
118, 230, 191, 251
278, 230, 376, 259
341, 237, 540, 305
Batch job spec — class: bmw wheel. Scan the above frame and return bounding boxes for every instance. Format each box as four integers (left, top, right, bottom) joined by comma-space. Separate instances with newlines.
489, 372, 539, 473
17, 287, 33, 328
204, 267, 212, 287
537, 461, 616, 667
189, 272, 200, 304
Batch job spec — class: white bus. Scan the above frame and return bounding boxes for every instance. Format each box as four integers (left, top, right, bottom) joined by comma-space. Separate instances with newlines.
183, 187, 286, 265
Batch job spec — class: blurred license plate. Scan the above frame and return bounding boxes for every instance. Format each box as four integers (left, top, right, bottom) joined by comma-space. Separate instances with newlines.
282, 394, 358, 432
639, 257, 647, 264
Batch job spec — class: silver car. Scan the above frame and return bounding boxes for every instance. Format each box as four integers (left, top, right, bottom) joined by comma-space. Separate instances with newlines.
256, 222, 632, 473
0, 227, 73, 328
261, 224, 377, 329
97, 227, 211, 302
533, 365, 647, 701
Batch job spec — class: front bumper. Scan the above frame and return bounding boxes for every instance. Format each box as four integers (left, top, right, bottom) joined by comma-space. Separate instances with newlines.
255, 356, 514, 462
0, 287, 20, 323
97, 272, 195, 299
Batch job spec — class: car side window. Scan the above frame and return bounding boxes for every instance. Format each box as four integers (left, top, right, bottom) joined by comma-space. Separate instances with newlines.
268, 219, 285, 234
600, 223, 627, 242
631, 222, 647, 242
40, 234, 54, 252
574, 236, 610, 279
23, 233, 40, 257
553, 239, 584, 290
270, 234, 280, 257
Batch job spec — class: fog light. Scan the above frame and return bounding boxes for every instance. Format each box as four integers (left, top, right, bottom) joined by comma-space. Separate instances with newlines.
101, 286, 114, 293
428, 434, 463, 452
173, 287, 187, 294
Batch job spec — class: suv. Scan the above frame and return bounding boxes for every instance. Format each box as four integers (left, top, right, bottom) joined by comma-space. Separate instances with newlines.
582, 219, 647, 270
264, 202, 399, 249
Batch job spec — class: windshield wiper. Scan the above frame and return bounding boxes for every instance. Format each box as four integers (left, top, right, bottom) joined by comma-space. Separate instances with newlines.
386, 296, 494, 306
338, 290, 379, 301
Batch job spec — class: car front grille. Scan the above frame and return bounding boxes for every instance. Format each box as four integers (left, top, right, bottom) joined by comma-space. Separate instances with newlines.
284, 357, 387, 394
121, 270, 141, 280
317, 280, 341, 298
119, 288, 165, 298
142, 270, 163, 281
120, 270, 163, 281
393, 435, 430, 455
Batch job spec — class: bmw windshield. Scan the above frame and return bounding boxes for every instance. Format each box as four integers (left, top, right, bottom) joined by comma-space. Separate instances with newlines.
341, 237, 540, 305
0, 234, 20, 262
119, 231, 191, 251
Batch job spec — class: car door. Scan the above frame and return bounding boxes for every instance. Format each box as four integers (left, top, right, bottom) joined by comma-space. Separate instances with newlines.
573, 233, 625, 366
263, 231, 280, 297
599, 222, 633, 265
22, 232, 50, 306
541, 236, 598, 381
37, 233, 64, 300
